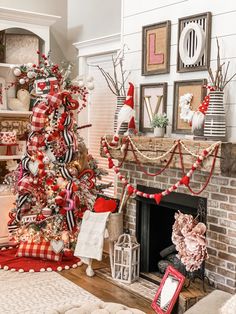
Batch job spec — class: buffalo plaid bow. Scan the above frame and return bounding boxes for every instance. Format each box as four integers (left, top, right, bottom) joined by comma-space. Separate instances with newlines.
31, 102, 48, 132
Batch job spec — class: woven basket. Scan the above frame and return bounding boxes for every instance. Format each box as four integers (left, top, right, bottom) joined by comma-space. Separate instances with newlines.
107, 212, 123, 242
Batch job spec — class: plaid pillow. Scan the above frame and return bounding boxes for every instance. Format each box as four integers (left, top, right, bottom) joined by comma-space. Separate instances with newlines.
16, 240, 62, 262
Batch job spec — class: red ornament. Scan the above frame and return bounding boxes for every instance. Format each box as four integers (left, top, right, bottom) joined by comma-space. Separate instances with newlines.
154, 193, 162, 204
52, 185, 59, 191
180, 175, 190, 186
128, 185, 134, 195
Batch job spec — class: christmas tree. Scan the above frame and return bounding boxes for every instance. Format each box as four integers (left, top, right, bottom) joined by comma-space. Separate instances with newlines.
6, 52, 110, 255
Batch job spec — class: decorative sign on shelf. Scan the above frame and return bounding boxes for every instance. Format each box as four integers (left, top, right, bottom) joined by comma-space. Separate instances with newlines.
142, 21, 171, 75
139, 83, 167, 133
177, 12, 212, 72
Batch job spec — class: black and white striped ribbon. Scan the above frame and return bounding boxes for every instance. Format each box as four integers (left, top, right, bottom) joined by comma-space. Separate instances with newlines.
65, 181, 75, 231
60, 165, 73, 180
21, 155, 31, 171
16, 194, 29, 222
63, 128, 73, 163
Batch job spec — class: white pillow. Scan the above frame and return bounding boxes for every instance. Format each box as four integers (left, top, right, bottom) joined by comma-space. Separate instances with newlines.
220, 294, 236, 314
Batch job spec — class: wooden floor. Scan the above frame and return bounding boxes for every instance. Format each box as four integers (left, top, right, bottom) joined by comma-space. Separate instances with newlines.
60, 256, 155, 313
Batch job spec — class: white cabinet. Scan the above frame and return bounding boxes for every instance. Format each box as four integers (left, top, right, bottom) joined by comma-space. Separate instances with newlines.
0, 194, 15, 245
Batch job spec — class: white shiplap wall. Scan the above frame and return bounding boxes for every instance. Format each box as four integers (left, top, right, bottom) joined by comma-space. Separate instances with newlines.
121, 0, 236, 141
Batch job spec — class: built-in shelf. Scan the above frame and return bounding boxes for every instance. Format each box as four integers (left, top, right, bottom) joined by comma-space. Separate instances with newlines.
0, 110, 31, 117
0, 63, 19, 68
0, 155, 22, 160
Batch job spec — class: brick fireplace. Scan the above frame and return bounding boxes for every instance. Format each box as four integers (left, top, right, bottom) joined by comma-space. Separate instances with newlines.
108, 137, 236, 294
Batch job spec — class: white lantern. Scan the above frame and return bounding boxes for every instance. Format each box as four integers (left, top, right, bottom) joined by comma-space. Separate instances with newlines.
113, 233, 140, 284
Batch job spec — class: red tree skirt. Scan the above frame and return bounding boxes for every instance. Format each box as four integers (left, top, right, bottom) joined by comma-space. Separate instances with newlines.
0, 247, 81, 272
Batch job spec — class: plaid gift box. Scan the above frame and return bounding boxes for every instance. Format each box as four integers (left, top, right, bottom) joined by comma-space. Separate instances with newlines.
16, 240, 62, 261
31, 102, 48, 131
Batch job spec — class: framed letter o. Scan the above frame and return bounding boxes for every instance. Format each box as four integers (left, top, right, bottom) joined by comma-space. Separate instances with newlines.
179, 22, 206, 65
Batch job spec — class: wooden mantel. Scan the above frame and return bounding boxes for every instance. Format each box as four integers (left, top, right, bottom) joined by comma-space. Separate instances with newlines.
101, 136, 236, 177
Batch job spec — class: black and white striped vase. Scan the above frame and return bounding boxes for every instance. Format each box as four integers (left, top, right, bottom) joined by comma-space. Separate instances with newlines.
114, 96, 128, 135
204, 91, 226, 141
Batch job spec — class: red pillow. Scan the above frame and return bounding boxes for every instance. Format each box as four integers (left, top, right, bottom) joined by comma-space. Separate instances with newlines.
16, 240, 62, 262
94, 197, 118, 213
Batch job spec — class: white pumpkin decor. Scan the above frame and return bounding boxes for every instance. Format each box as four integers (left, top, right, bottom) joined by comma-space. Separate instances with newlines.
8, 89, 30, 111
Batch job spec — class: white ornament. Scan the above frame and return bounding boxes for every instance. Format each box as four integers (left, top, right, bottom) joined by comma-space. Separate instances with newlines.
50, 239, 64, 254
27, 71, 35, 79
78, 81, 84, 88
87, 82, 94, 90
19, 78, 26, 85
43, 156, 50, 164
13, 68, 21, 77
28, 160, 39, 176
179, 22, 206, 65
86, 75, 94, 82
27, 63, 33, 68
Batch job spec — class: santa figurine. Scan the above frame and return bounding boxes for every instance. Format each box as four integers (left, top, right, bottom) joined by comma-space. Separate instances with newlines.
111, 82, 135, 145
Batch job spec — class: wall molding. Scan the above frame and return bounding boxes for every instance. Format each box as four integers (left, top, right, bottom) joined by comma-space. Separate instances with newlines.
73, 33, 121, 57
0, 7, 60, 26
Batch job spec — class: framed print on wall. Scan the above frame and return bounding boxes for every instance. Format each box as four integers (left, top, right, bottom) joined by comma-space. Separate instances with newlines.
172, 79, 207, 135
177, 12, 212, 72
139, 83, 167, 133
142, 21, 171, 76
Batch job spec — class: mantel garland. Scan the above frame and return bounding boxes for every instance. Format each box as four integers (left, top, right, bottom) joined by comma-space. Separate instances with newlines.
101, 136, 221, 204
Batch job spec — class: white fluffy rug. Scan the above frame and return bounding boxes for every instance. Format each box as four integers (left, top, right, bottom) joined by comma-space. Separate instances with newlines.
0, 270, 99, 314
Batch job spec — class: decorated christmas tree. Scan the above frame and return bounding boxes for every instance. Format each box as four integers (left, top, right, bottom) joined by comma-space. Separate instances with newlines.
6, 52, 110, 259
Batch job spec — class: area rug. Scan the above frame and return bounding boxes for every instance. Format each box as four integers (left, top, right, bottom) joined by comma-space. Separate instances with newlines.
0, 270, 99, 313
0, 247, 81, 272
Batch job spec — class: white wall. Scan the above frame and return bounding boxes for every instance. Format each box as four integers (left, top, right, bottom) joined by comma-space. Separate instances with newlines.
67, 0, 121, 64
122, 0, 236, 141
0, 0, 68, 62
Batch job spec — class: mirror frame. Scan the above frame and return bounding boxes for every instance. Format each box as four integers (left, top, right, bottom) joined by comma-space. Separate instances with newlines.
151, 265, 185, 314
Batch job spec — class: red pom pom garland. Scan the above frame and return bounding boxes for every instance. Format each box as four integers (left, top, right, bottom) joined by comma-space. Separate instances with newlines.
101, 136, 221, 202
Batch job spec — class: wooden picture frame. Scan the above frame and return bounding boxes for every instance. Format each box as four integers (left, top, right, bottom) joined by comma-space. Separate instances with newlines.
0, 77, 7, 110
139, 83, 167, 133
172, 79, 207, 135
5, 34, 39, 64
177, 12, 212, 72
142, 21, 171, 76
151, 265, 185, 314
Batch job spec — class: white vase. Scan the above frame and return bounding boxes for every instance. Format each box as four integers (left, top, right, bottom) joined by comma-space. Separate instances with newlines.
114, 96, 128, 134
154, 127, 165, 137
204, 91, 226, 140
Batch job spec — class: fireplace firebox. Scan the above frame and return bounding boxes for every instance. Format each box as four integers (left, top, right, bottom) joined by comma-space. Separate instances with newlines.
135, 185, 207, 280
